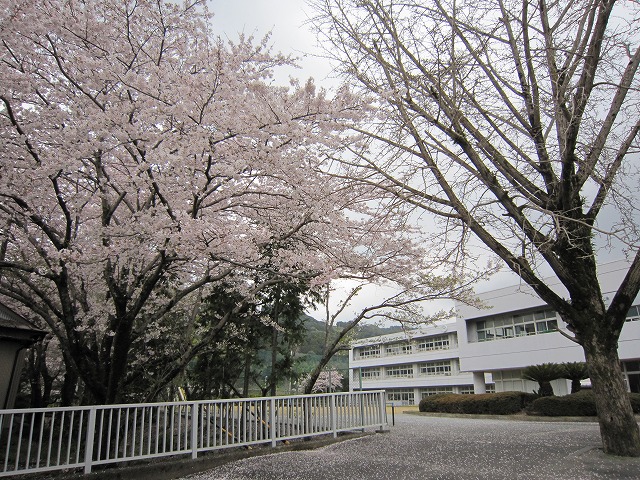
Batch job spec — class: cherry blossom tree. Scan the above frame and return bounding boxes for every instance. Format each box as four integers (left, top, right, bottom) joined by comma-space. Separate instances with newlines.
301, 368, 343, 393
0, 0, 461, 405
0, 0, 358, 404
310, 0, 640, 456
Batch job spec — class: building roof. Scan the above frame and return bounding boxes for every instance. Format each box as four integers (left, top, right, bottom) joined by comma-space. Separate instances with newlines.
0, 302, 46, 343
350, 321, 456, 347
455, 259, 637, 321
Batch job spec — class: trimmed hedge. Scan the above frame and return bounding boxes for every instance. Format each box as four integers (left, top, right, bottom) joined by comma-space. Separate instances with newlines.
418, 392, 537, 415
529, 390, 596, 416
529, 390, 640, 417
418, 391, 640, 417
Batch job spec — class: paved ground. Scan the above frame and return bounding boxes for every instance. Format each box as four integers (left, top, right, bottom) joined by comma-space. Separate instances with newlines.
177, 414, 640, 480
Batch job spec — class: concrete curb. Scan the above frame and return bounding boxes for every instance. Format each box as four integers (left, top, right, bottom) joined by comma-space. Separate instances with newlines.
404, 410, 640, 423
403, 410, 603, 422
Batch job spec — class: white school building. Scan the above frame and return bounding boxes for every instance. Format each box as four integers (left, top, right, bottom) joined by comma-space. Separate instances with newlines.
349, 261, 640, 405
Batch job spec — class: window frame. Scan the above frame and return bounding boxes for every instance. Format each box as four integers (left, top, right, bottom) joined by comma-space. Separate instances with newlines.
416, 335, 450, 351
386, 364, 414, 378
418, 360, 453, 376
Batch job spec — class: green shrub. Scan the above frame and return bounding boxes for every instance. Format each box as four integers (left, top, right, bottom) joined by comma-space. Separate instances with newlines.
561, 362, 589, 393
529, 390, 596, 416
418, 392, 536, 415
418, 391, 640, 417
418, 393, 458, 413
529, 390, 640, 417
522, 363, 564, 396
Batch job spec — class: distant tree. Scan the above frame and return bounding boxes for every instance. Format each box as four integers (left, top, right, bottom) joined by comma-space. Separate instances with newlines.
522, 363, 564, 397
301, 368, 344, 393
256, 276, 320, 396
174, 285, 254, 400
562, 362, 590, 394
181, 280, 316, 400
350, 322, 403, 339
19, 335, 61, 408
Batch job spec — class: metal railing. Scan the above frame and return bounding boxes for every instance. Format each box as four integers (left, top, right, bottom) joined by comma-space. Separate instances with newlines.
0, 390, 386, 477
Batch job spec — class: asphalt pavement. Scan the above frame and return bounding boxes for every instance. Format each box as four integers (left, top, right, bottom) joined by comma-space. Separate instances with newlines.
176, 413, 640, 480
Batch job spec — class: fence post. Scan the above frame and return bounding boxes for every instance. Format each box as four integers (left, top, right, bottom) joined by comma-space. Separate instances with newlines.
359, 391, 364, 432
379, 391, 386, 431
191, 402, 199, 459
304, 396, 310, 435
330, 394, 337, 438
270, 397, 277, 448
83, 407, 97, 474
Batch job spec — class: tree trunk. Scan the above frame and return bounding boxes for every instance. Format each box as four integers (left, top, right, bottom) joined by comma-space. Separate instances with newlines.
242, 351, 251, 398
570, 379, 581, 394
304, 353, 332, 395
60, 369, 78, 407
28, 349, 43, 408
583, 337, 640, 456
538, 381, 553, 397
270, 326, 277, 396
105, 321, 133, 404
269, 294, 280, 397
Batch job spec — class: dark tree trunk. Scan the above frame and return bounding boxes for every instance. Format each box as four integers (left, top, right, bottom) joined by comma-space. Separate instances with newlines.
25, 344, 54, 408
269, 294, 280, 397
583, 334, 640, 456
570, 379, 582, 394
60, 368, 78, 407
28, 349, 43, 408
270, 326, 277, 396
242, 351, 251, 398
538, 381, 554, 397
304, 352, 333, 395
105, 320, 133, 404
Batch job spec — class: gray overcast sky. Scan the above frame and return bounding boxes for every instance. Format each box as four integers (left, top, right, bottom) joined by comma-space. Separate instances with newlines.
210, 0, 336, 85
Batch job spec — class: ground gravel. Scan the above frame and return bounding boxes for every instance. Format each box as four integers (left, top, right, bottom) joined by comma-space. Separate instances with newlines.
177, 414, 640, 480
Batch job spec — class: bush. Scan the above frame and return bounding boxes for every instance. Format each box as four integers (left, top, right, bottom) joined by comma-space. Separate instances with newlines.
561, 362, 589, 393
522, 363, 564, 396
417, 391, 640, 417
529, 390, 640, 417
419, 392, 537, 415
529, 390, 596, 416
418, 393, 455, 413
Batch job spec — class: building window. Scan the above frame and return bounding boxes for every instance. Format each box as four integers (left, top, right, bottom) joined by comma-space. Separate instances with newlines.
353, 367, 381, 382
476, 309, 558, 342
386, 342, 413, 356
387, 389, 415, 405
419, 386, 454, 398
492, 370, 525, 392
354, 344, 381, 359
626, 305, 640, 322
458, 385, 475, 394
416, 335, 450, 351
386, 364, 414, 378
418, 360, 452, 376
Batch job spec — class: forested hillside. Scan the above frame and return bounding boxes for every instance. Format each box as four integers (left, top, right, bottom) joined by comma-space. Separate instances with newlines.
293, 314, 404, 386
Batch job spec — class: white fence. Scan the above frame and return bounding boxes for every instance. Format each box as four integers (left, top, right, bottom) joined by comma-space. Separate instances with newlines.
0, 390, 386, 477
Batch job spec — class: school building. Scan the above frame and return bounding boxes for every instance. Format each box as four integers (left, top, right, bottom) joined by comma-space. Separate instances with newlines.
349, 261, 640, 405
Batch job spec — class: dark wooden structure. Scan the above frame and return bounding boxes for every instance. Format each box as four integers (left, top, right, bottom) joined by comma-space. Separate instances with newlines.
0, 302, 45, 409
